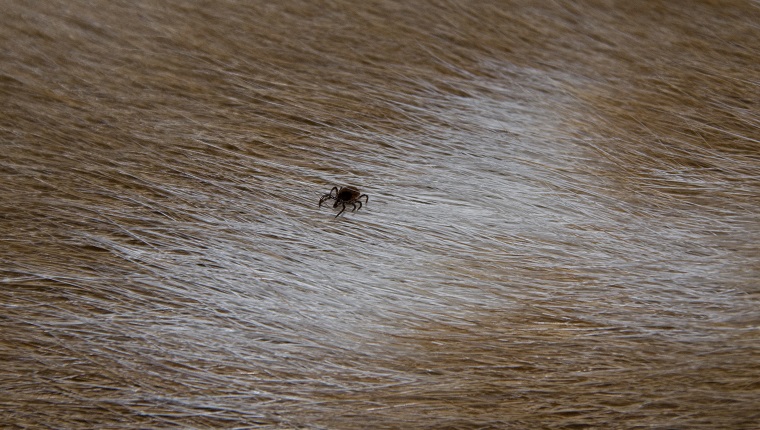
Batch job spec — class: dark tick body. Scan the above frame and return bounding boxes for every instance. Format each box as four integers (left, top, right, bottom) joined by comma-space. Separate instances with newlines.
318, 186, 369, 218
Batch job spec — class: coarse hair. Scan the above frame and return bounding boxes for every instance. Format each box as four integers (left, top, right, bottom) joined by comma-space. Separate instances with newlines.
2, 0, 758, 428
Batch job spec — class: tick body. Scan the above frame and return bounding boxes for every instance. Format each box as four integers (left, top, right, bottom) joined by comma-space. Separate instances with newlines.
318, 186, 369, 218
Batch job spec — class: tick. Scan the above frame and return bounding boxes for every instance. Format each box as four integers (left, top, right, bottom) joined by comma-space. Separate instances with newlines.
318, 186, 369, 218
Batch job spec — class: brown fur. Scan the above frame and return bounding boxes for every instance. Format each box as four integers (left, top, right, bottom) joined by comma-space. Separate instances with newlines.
2, 0, 758, 428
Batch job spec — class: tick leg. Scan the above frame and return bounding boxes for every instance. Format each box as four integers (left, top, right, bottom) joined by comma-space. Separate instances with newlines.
335, 203, 346, 218
320, 188, 339, 207
320, 187, 340, 207
352, 201, 362, 212
359, 194, 369, 204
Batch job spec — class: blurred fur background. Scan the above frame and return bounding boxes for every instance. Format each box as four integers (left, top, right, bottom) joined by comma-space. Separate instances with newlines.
2, 0, 759, 428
